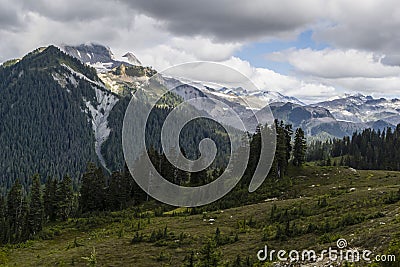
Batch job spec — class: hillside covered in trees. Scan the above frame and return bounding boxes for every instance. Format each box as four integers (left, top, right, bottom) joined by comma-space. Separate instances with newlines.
0, 46, 102, 194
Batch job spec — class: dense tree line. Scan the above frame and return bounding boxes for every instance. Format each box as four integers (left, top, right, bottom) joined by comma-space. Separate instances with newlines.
246, 120, 306, 180
200, 120, 306, 211
103, 120, 307, 215
0, 164, 135, 245
0, 173, 78, 244
306, 139, 333, 162
307, 124, 400, 170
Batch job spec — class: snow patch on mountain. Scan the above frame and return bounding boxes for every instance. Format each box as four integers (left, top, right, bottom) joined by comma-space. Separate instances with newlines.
207, 90, 237, 99
52, 72, 68, 88
83, 87, 118, 172
61, 63, 105, 89
52, 71, 79, 92
162, 76, 304, 110
58, 59, 119, 170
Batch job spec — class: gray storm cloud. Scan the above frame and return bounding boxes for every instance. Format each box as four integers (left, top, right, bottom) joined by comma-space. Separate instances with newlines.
1, 0, 400, 101
1, 0, 400, 64
116, 0, 323, 41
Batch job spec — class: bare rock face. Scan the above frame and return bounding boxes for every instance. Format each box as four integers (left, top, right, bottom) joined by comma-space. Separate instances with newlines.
122, 52, 142, 66
61, 43, 142, 72
62, 43, 114, 64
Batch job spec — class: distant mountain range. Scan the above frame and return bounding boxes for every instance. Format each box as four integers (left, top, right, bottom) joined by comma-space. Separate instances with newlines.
1, 43, 399, 187
314, 94, 400, 124
71, 45, 398, 124
52, 43, 400, 138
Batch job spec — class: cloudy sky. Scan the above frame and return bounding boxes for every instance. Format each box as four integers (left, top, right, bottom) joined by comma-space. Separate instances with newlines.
1, 0, 400, 103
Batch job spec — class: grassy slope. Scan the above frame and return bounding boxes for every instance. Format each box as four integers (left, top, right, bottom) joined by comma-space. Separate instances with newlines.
1, 166, 400, 266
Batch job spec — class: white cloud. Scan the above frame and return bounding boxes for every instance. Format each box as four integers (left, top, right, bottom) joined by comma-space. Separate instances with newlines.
170, 37, 241, 61
155, 55, 337, 103
131, 36, 242, 70
136, 44, 197, 71
266, 47, 400, 99
269, 48, 400, 78
324, 77, 400, 97
221, 57, 338, 103
314, 0, 400, 65
0, 8, 242, 73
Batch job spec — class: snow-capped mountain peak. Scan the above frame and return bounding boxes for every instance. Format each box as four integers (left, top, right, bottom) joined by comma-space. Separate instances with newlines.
122, 52, 142, 66
60, 43, 142, 73
61, 43, 113, 64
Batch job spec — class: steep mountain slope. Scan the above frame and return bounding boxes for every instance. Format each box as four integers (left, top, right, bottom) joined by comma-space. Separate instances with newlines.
0, 46, 119, 192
